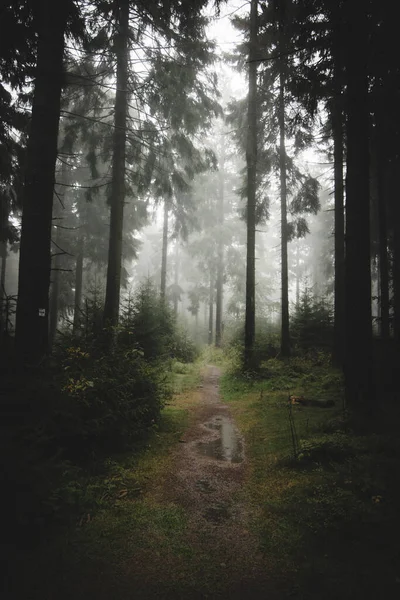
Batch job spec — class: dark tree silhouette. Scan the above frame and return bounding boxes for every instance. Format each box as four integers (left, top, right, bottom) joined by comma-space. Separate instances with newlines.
244, 0, 258, 367
15, 0, 68, 363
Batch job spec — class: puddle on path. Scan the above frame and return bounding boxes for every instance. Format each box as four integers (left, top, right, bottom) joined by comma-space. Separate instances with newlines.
197, 416, 244, 463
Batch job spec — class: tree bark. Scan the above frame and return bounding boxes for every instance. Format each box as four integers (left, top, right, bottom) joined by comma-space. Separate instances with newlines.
173, 240, 179, 318
332, 106, 345, 366
295, 240, 300, 305
215, 144, 225, 347
278, 3, 290, 358
208, 272, 214, 346
160, 200, 169, 299
376, 120, 389, 339
0, 241, 7, 337
15, 0, 67, 364
49, 223, 60, 348
331, 6, 346, 367
392, 157, 400, 345
103, 0, 129, 329
344, 0, 374, 409
73, 233, 84, 333
49, 162, 68, 347
331, 104, 345, 364
244, 0, 258, 367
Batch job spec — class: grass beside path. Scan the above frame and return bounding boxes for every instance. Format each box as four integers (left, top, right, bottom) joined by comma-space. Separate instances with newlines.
12, 351, 400, 599
219, 355, 400, 599
12, 360, 203, 600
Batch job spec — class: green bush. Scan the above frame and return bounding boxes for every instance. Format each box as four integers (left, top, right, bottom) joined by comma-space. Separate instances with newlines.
56, 344, 170, 454
2, 280, 201, 532
119, 280, 198, 363
224, 318, 281, 372
291, 290, 333, 353
170, 326, 199, 363
119, 281, 175, 361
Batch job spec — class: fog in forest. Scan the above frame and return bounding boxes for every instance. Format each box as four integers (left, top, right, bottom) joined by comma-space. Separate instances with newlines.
1, 0, 337, 350
1, 0, 400, 598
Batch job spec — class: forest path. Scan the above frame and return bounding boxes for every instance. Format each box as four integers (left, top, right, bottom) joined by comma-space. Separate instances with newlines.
117, 364, 278, 599
109, 364, 286, 599
49, 366, 284, 600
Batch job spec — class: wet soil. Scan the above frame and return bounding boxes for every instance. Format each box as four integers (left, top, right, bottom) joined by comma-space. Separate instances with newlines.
32, 366, 285, 600
122, 365, 283, 599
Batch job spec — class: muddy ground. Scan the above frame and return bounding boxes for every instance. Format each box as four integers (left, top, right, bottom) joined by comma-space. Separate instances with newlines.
13, 365, 288, 600
116, 365, 284, 599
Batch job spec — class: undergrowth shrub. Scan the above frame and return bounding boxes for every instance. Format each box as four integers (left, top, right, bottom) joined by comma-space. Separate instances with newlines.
119, 281, 175, 361
57, 344, 170, 454
170, 326, 199, 363
119, 280, 198, 363
2, 280, 203, 532
291, 290, 333, 354
224, 318, 280, 373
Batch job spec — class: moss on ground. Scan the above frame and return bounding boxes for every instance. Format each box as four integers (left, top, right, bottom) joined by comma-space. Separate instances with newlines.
11, 353, 400, 600
220, 357, 400, 599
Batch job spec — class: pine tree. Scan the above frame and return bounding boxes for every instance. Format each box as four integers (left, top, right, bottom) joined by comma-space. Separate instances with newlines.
276, 0, 290, 357
160, 200, 169, 300
244, 0, 258, 367
328, 1, 345, 366
343, 0, 374, 409
15, 0, 69, 363
103, 0, 129, 330
215, 142, 225, 347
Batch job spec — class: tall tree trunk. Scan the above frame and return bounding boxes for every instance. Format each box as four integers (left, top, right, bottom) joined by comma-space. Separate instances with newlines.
49, 162, 68, 348
344, 0, 374, 409
244, 0, 258, 367
215, 145, 225, 347
103, 0, 129, 329
331, 102, 345, 364
332, 106, 345, 365
0, 242, 6, 294
331, 7, 345, 367
392, 158, 400, 345
15, 0, 66, 364
376, 120, 389, 338
208, 272, 214, 346
160, 200, 169, 299
0, 241, 7, 337
173, 241, 179, 318
49, 222, 60, 348
295, 240, 300, 305
278, 4, 290, 357
195, 310, 199, 342
73, 233, 84, 333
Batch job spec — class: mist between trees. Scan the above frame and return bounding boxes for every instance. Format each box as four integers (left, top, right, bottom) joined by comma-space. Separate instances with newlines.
1, 0, 400, 592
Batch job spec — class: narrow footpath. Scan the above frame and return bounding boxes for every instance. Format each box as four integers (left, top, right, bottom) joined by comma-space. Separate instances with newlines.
116, 365, 281, 599
37, 366, 286, 600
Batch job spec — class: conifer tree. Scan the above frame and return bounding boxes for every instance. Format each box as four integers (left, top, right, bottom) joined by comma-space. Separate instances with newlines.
244, 0, 258, 367
15, 0, 69, 363
215, 142, 225, 347
103, 0, 129, 330
343, 0, 374, 408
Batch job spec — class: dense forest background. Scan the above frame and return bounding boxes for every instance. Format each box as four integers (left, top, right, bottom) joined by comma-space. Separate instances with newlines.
1, 0, 400, 596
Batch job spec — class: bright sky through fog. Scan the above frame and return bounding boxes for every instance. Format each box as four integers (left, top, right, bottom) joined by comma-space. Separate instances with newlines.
206, 0, 248, 99
207, 1, 248, 47
205, 1, 324, 170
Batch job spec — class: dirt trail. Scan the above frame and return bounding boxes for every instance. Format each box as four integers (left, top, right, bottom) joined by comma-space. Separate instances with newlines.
122, 365, 281, 599
48, 365, 284, 600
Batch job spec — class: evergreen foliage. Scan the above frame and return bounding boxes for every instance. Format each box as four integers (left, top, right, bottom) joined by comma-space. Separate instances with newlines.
120, 280, 175, 361
291, 289, 333, 353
